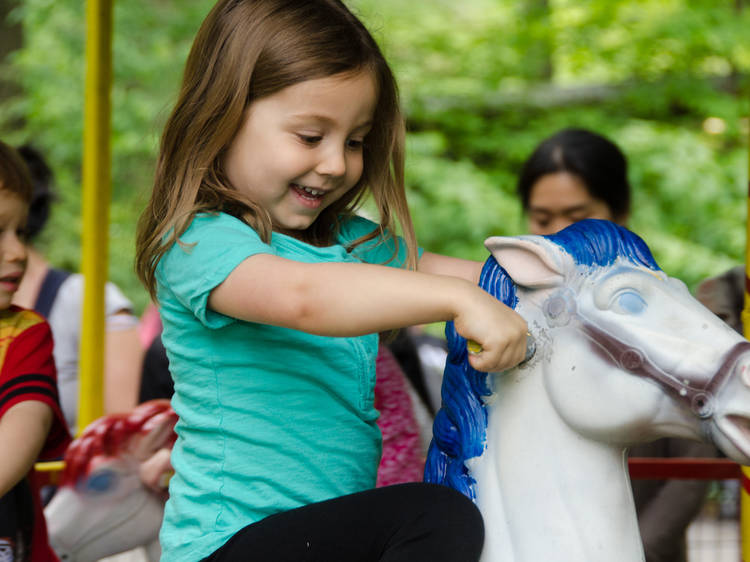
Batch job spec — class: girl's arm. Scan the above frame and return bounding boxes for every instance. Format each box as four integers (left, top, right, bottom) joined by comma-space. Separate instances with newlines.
0, 400, 52, 496
104, 319, 143, 414
417, 251, 483, 283
209, 253, 527, 372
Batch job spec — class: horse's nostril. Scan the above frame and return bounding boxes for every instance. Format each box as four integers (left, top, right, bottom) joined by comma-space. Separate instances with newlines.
741, 364, 750, 388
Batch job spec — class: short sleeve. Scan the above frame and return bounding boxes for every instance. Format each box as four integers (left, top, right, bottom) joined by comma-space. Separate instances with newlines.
338, 215, 422, 268
104, 281, 134, 314
54, 274, 137, 331
156, 213, 274, 329
0, 315, 71, 459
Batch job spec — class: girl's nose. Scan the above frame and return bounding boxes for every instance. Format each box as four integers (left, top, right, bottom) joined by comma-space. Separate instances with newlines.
316, 145, 347, 178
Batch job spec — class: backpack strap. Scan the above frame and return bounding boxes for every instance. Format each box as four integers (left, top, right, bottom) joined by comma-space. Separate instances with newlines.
34, 268, 72, 318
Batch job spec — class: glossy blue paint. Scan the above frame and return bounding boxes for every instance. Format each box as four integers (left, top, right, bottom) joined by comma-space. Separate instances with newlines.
424, 255, 515, 498
544, 219, 660, 271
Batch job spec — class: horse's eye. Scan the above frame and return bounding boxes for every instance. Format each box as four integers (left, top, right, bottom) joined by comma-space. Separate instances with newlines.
613, 291, 647, 315
80, 469, 118, 494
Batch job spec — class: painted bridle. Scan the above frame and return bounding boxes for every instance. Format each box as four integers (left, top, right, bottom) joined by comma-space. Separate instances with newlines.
541, 288, 750, 420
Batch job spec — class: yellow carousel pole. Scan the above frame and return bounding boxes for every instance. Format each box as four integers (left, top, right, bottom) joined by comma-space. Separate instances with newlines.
741, 118, 750, 561
77, 0, 113, 433
33, 0, 112, 480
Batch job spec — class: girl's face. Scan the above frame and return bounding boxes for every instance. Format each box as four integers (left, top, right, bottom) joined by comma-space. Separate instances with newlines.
526, 171, 615, 235
224, 70, 378, 238
0, 189, 27, 309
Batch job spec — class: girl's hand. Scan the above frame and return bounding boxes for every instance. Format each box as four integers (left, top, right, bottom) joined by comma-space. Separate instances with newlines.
452, 288, 528, 373
139, 447, 173, 501
418, 251, 528, 372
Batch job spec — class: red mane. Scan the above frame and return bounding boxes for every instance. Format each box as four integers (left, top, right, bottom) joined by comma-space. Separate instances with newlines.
61, 399, 177, 486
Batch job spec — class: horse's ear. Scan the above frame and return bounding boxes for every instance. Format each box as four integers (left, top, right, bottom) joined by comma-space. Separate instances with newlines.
485, 236, 565, 288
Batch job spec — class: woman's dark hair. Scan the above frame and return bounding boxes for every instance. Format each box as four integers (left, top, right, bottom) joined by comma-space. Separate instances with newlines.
0, 140, 33, 203
517, 128, 630, 221
16, 144, 56, 241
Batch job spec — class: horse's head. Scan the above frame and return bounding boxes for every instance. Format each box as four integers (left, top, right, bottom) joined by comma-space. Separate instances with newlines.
427, 219, 750, 499
485, 219, 750, 459
45, 399, 177, 562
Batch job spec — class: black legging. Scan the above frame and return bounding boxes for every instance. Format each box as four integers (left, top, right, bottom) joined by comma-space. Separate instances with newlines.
201, 483, 484, 562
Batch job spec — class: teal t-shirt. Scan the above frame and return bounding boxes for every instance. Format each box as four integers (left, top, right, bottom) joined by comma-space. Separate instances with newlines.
156, 212, 412, 562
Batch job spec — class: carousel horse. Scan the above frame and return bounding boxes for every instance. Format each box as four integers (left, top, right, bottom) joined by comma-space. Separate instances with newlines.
425, 219, 750, 562
44, 399, 177, 562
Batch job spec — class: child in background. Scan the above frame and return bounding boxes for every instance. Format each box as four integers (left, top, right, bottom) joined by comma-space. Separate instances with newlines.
0, 140, 70, 561
11, 145, 141, 434
134, 1, 528, 560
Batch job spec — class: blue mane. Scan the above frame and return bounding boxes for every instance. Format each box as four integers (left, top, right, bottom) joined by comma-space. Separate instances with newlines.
545, 218, 659, 270
424, 219, 660, 499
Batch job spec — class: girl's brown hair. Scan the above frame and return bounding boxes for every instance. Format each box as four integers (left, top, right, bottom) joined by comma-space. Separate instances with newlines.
0, 140, 33, 204
135, 0, 416, 299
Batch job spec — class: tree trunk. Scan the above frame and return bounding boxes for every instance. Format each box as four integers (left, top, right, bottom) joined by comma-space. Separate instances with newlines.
520, 0, 553, 82
0, 0, 23, 104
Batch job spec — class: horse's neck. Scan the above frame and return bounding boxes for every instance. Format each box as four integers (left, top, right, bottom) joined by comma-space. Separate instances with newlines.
145, 538, 162, 562
473, 367, 644, 562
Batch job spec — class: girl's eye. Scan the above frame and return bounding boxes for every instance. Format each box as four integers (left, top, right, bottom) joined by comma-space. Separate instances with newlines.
346, 138, 364, 150
612, 290, 647, 315
297, 134, 322, 145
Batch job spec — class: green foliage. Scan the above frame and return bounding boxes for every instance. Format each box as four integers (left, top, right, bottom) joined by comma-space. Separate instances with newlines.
354, 0, 750, 290
1, 0, 749, 313
1, 0, 214, 312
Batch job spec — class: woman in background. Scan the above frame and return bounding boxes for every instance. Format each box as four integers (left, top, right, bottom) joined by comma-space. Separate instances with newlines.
517, 127, 715, 562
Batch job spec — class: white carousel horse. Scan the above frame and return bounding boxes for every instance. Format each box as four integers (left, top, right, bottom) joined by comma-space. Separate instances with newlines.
44, 399, 177, 562
425, 219, 750, 562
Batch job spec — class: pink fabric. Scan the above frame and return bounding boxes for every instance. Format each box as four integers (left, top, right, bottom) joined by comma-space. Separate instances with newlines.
374, 345, 424, 487
139, 303, 163, 349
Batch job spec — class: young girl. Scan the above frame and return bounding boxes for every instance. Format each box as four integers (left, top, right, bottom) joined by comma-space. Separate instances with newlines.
135, 1, 527, 560
0, 140, 70, 561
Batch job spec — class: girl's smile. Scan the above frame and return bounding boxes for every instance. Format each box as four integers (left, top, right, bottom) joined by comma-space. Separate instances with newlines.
0, 272, 22, 293
223, 70, 378, 237
290, 183, 327, 209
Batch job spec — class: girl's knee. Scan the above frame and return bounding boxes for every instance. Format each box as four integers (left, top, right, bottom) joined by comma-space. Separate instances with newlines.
429, 484, 483, 530
410, 483, 484, 560
398, 483, 484, 546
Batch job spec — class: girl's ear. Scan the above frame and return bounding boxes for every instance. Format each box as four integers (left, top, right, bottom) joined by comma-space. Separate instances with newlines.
484, 236, 565, 289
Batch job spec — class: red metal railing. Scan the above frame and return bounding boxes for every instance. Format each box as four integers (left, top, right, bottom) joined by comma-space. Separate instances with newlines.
629, 457, 743, 480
